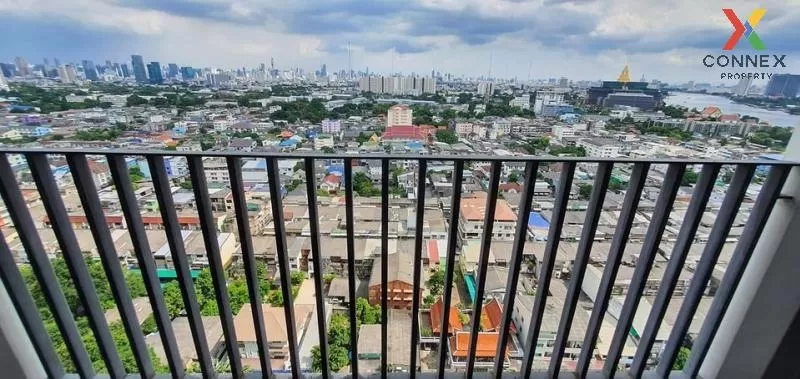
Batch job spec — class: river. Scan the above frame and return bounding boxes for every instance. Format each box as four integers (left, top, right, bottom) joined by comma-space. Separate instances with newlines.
665, 92, 800, 128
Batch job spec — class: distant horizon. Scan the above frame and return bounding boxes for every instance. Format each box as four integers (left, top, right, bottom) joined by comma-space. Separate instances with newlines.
2, 0, 799, 83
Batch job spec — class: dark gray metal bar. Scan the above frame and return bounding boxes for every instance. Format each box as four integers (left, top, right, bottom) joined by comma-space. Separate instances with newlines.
684, 165, 791, 376
0, 230, 65, 379
628, 164, 720, 377
381, 158, 390, 378
521, 162, 576, 377
466, 161, 502, 374
0, 154, 94, 377
343, 159, 360, 377
147, 155, 214, 376
265, 157, 301, 378
548, 162, 613, 376
26, 153, 125, 377
227, 157, 273, 377
187, 156, 243, 377
576, 162, 650, 377
409, 160, 428, 379
655, 164, 755, 376
494, 161, 539, 374
603, 163, 685, 377
1, 147, 797, 166
437, 159, 465, 378
304, 158, 329, 379
108, 155, 184, 377
66, 154, 154, 377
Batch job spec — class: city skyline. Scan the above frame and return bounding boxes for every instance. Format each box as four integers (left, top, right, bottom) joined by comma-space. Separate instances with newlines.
2, 0, 799, 82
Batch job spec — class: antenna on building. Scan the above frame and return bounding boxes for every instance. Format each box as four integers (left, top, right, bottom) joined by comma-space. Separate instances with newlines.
488, 52, 493, 80
527, 61, 532, 82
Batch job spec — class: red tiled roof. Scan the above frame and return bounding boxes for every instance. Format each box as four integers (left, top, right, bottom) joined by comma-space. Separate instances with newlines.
449, 331, 507, 358
382, 125, 434, 140
427, 240, 440, 264
499, 183, 521, 192
481, 298, 516, 334
323, 174, 340, 185
430, 297, 462, 335
720, 114, 740, 122
460, 197, 516, 222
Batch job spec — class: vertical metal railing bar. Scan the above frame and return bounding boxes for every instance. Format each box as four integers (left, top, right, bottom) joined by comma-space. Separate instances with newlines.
437, 160, 465, 378
465, 161, 502, 374
26, 153, 125, 377
655, 164, 755, 376
226, 157, 273, 377
381, 159, 390, 378
147, 155, 214, 376
0, 231, 65, 379
265, 157, 302, 378
602, 163, 686, 377
683, 165, 791, 377
520, 162, 576, 378
343, 158, 360, 377
548, 162, 613, 376
67, 154, 155, 377
409, 159, 428, 379
494, 161, 539, 375
628, 164, 720, 377
187, 156, 243, 377
576, 162, 650, 377
303, 158, 330, 379
108, 155, 184, 377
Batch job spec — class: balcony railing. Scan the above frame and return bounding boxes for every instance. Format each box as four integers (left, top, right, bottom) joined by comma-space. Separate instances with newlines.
0, 147, 797, 378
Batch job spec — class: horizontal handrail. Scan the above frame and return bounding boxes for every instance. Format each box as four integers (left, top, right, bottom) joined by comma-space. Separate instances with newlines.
0, 147, 797, 165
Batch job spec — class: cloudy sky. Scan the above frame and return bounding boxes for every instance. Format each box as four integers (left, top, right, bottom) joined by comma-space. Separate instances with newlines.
1, 0, 799, 83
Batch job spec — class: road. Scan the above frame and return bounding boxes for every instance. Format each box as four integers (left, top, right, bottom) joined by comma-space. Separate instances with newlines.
295, 278, 332, 371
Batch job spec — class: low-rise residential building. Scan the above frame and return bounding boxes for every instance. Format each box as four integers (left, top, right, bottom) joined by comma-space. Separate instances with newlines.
368, 253, 417, 309
458, 194, 517, 247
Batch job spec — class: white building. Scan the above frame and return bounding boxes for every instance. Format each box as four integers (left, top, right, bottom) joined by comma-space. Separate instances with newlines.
477, 82, 494, 97
553, 125, 577, 140
204, 158, 230, 184
534, 91, 566, 114
578, 138, 620, 157
314, 135, 334, 150
458, 197, 516, 247
510, 96, 530, 109
321, 119, 341, 133
358, 75, 437, 95
0, 71, 8, 91
387, 104, 413, 127
455, 123, 475, 137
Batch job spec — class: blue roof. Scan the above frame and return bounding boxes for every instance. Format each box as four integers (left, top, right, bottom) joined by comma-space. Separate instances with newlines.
327, 165, 344, 175
406, 141, 423, 150
760, 154, 784, 161
279, 139, 298, 147
528, 212, 550, 228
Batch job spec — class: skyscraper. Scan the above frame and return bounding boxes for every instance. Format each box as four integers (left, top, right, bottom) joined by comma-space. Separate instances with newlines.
131, 55, 148, 83
180, 67, 195, 80
120, 64, 131, 78
734, 77, 753, 96
53, 58, 60, 67
0, 70, 9, 91
14, 57, 30, 76
58, 65, 77, 84
765, 74, 800, 98
168, 63, 179, 78
82, 60, 99, 81
147, 62, 163, 84
0, 63, 15, 78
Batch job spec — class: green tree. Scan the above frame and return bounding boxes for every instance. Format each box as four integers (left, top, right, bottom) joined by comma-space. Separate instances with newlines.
311, 344, 349, 373
508, 172, 519, 183
353, 172, 380, 196
126, 95, 148, 107
578, 183, 593, 200
682, 170, 699, 186
125, 271, 147, 298
328, 313, 352, 349
291, 270, 306, 286
321, 146, 335, 154
129, 166, 145, 183
293, 161, 305, 172
435, 129, 458, 144
141, 314, 157, 334
227, 279, 249, 315
427, 270, 445, 296
194, 268, 214, 308
673, 347, 691, 370
356, 297, 381, 324
162, 282, 184, 318
609, 180, 626, 192
423, 294, 435, 306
